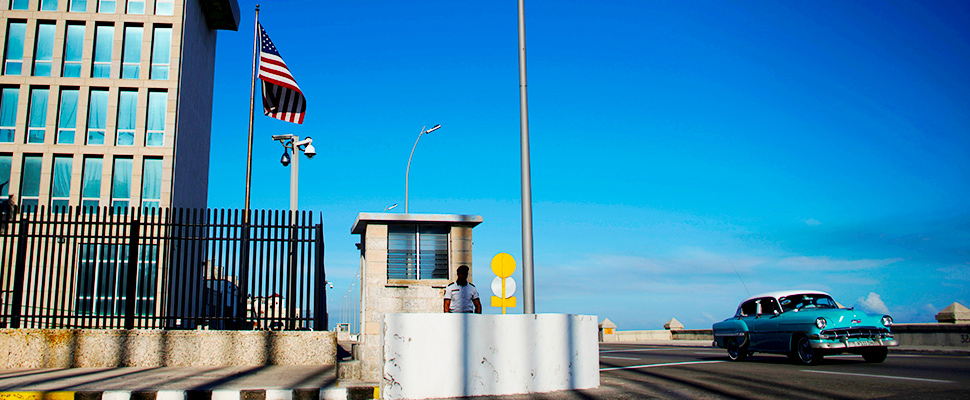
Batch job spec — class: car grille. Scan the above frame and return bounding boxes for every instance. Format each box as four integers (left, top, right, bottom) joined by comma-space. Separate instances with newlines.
819, 327, 891, 340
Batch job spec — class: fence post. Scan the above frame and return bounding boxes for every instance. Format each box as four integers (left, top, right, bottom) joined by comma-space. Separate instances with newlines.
287, 214, 298, 330
313, 223, 327, 331
236, 212, 250, 330
124, 216, 141, 329
10, 218, 29, 329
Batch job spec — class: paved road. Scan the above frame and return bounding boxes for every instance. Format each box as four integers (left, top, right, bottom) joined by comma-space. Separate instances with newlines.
445, 343, 970, 399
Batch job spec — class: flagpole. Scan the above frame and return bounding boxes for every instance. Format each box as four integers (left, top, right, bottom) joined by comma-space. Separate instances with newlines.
244, 5, 260, 222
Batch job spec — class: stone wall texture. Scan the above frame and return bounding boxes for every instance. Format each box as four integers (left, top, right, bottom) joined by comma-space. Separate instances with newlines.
0, 329, 336, 368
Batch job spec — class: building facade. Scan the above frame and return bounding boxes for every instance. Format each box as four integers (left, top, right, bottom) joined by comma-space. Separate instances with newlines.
0, 0, 239, 212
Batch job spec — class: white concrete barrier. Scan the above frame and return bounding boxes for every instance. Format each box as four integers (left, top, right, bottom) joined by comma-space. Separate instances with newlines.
382, 313, 599, 400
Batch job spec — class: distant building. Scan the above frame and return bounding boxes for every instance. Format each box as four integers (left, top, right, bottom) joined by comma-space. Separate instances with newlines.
0, 0, 240, 211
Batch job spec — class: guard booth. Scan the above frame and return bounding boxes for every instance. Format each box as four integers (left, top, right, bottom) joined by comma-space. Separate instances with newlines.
351, 212, 483, 383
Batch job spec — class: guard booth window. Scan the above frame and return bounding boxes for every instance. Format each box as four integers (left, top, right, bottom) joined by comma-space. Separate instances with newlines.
387, 225, 449, 280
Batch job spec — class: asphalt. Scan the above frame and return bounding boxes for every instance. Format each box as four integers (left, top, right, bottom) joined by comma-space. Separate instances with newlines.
0, 341, 964, 400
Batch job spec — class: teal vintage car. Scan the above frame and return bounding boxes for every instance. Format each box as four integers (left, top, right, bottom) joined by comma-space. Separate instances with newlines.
712, 290, 898, 365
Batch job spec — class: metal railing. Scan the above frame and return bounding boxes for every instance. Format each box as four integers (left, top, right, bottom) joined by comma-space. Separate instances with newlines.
0, 206, 327, 331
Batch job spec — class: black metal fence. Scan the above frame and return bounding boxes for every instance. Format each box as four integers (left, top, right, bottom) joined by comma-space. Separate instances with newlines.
0, 206, 327, 331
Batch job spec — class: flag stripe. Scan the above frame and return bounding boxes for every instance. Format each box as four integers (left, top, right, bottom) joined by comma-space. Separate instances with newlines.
257, 23, 306, 124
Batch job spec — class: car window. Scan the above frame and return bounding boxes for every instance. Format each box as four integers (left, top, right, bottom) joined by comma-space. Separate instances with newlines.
779, 293, 838, 312
738, 299, 758, 316
760, 298, 781, 315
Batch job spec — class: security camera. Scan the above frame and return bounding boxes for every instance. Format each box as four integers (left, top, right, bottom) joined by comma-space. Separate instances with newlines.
304, 143, 316, 159
272, 134, 295, 141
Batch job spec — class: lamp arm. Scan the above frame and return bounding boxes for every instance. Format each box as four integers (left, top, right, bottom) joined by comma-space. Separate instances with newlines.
405, 126, 426, 213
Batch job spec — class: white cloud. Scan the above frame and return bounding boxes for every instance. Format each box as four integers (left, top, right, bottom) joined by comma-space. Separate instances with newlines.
775, 256, 903, 271
804, 218, 822, 226
938, 264, 970, 281
857, 292, 890, 315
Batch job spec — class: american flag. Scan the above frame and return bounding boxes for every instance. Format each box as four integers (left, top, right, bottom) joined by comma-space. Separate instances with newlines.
258, 23, 306, 124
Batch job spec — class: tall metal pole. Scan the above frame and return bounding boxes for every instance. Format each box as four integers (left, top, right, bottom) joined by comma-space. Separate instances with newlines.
244, 6, 260, 221
518, 0, 535, 314
405, 126, 426, 214
290, 137, 299, 213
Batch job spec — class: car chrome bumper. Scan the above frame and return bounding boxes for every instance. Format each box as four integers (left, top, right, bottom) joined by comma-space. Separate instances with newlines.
811, 338, 899, 349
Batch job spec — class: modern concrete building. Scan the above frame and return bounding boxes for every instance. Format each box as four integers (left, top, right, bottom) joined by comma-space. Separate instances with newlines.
0, 0, 239, 211
351, 212, 483, 382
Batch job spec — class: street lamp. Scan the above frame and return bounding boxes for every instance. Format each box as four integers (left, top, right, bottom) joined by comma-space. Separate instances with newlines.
272, 134, 316, 214
405, 124, 441, 213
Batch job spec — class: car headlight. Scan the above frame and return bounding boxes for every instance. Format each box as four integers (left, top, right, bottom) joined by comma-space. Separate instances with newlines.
815, 317, 827, 329
882, 315, 893, 327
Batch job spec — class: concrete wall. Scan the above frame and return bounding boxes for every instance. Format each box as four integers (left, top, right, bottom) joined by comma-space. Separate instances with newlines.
0, 329, 336, 368
892, 323, 970, 349
606, 330, 671, 342
382, 313, 599, 400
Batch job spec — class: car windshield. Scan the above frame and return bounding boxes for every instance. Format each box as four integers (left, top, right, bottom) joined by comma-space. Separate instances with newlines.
778, 293, 838, 312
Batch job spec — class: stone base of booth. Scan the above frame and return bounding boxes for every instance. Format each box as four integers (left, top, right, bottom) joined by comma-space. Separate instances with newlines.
381, 313, 598, 400
0, 329, 337, 368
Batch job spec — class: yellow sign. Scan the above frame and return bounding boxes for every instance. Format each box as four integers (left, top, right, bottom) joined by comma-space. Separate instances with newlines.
491, 253, 517, 314
491, 253, 516, 278
491, 296, 516, 308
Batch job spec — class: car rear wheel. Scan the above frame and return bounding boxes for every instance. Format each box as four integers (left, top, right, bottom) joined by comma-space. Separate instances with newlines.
792, 336, 822, 365
726, 337, 748, 361
862, 347, 888, 363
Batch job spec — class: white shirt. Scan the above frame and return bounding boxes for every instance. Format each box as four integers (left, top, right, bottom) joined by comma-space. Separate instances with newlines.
445, 282, 479, 313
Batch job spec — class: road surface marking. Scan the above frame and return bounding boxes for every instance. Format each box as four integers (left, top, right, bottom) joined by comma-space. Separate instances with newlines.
802, 370, 953, 383
601, 360, 725, 371
601, 356, 640, 360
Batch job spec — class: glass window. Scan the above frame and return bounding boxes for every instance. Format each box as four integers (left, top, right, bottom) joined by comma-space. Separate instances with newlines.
27, 87, 49, 144
154, 0, 172, 16
32, 22, 56, 77
62, 23, 84, 78
0, 87, 17, 143
110, 157, 132, 213
4, 21, 27, 76
69, 0, 86, 12
116, 89, 136, 146
141, 157, 161, 210
0, 154, 10, 199
9, 0, 28, 10
87, 88, 108, 145
150, 26, 171, 80
20, 155, 42, 211
387, 225, 449, 280
98, 0, 115, 13
121, 25, 142, 79
146, 91, 166, 146
92, 24, 114, 78
40, 0, 58, 11
126, 0, 143, 14
57, 88, 78, 144
81, 156, 102, 212
51, 155, 72, 212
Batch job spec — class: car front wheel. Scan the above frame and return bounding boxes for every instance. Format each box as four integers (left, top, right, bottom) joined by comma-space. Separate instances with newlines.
862, 347, 888, 363
727, 337, 748, 361
792, 336, 822, 365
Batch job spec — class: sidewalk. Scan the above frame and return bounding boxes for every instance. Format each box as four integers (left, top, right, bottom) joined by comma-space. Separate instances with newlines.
0, 366, 376, 400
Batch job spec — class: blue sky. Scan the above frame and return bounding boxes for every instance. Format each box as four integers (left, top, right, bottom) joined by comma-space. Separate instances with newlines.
207, 1, 970, 329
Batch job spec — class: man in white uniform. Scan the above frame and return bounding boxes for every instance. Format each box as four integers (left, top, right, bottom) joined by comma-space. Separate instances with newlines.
443, 265, 481, 313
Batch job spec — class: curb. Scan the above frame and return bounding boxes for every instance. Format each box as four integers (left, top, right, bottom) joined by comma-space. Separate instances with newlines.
0, 389, 379, 400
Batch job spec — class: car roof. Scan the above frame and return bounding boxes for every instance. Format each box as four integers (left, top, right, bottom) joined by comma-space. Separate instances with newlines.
742, 290, 831, 303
